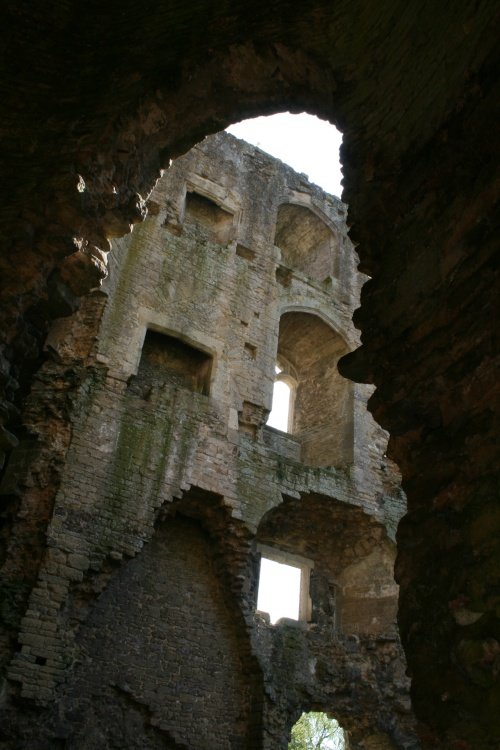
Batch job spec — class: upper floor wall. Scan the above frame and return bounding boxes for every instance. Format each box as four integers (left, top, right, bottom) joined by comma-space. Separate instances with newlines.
101, 135, 359, 408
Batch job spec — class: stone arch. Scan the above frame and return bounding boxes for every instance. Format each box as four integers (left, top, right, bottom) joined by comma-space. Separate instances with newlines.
59, 518, 257, 749
278, 301, 355, 352
256, 492, 398, 636
276, 310, 353, 467
20, 487, 264, 749
274, 202, 341, 282
65, 43, 341, 292
254, 493, 410, 749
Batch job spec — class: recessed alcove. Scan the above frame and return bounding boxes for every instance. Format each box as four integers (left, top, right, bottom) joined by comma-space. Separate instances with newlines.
257, 493, 398, 637
184, 190, 234, 244
274, 204, 339, 282
131, 329, 212, 395
275, 312, 353, 467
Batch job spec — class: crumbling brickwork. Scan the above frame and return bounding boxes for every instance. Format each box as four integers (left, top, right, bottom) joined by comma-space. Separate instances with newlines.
1, 134, 416, 749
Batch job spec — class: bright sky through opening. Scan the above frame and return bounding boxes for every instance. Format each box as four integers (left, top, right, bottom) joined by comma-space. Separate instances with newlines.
226, 112, 343, 196
257, 557, 301, 624
267, 380, 291, 431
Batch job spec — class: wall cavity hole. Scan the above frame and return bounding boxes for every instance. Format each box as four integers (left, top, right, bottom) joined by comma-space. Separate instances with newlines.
235, 243, 256, 261
244, 342, 257, 359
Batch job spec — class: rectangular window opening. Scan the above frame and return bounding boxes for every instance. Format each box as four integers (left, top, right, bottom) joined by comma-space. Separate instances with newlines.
256, 546, 313, 624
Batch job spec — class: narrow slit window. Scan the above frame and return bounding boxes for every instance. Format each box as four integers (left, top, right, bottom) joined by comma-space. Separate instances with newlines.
267, 380, 292, 432
266, 358, 297, 433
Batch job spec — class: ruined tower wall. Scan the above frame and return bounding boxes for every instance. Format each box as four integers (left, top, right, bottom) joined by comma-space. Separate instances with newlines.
3, 134, 415, 749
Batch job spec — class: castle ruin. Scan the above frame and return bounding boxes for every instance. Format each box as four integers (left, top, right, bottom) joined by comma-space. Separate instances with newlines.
2, 134, 417, 748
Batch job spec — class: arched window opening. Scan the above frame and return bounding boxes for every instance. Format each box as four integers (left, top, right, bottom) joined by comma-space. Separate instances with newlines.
289, 712, 346, 750
274, 204, 340, 282
277, 312, 353, 467
267, 358, 298, 433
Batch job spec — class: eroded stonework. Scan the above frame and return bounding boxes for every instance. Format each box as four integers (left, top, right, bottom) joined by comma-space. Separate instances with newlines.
1, 134, 417, 748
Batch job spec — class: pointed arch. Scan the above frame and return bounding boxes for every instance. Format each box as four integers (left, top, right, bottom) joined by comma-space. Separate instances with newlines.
276, 311, 353, 467
274, 203, 340, 282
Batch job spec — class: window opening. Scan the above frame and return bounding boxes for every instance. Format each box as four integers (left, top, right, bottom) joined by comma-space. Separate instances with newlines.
276, 312, 353, 467
257, 557, 301, 623
267, 358, 297, 433
256, 546, 313, 624
289, 712, 346, 750
267, 380, 292, 432
274, 203, 339, 282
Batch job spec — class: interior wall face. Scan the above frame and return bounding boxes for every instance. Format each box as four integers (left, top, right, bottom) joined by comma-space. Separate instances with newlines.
0, 4, 498, 748
55, 517, 256, 750
0, 135, 416, 749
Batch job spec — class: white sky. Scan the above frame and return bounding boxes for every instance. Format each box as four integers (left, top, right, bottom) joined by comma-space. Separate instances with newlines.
266, 380, 291, 431
257, 557, 301, 624
226, 112, 343, 197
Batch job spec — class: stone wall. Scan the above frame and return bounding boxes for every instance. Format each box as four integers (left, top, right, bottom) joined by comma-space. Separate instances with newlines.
1, 134, 416, 748
44, 516, 259, 750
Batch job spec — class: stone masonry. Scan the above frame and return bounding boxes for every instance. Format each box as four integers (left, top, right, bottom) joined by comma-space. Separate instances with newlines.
2, 133, 418, 749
